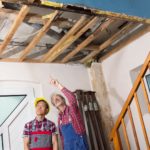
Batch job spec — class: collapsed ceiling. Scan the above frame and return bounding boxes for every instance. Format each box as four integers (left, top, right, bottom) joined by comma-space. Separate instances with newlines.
0, 0, 150, 64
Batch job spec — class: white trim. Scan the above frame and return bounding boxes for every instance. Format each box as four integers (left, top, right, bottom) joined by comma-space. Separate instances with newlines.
0, 87, 35, 150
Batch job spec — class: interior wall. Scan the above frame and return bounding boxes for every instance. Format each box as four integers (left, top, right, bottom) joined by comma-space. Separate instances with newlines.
90, 63, 114, 150
101, 31, 150, 149
0, 62, 92, 149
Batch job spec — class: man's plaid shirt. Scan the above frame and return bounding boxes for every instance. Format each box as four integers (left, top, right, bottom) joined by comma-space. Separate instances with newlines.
22, 118, 58, 142
58, 88, 85, 149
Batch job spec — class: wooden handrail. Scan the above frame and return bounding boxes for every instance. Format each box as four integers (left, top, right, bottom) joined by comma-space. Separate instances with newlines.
109, 52, 150, 141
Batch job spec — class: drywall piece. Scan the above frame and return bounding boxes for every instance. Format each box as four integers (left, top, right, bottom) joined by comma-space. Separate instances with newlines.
90, 63, 114, 150
42, 0, 150, 19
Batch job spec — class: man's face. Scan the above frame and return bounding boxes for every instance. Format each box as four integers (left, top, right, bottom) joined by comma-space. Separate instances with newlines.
36, 101, 48, 115
52, 95, 65, 108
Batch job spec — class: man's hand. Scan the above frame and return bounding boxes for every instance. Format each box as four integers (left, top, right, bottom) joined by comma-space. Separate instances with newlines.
49, 76, 64, 90
49, 76, 60, 86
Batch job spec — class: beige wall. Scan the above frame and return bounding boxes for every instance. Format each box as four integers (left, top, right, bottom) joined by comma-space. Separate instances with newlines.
101, 31, 150, 149
90, 63, 114, 150
0, 62, 92, 149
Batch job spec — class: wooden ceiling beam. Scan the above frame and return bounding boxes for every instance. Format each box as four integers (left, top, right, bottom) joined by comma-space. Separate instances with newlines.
17, 10, 59, 62
82, 45, 100, 50
0, 58, 41, 63
79, 22, 138, 63
1, 0, 150, 25
41, 15, 87, 63
0, 8, 69, 27
61, 19, 115, 63
0, 5, 30, 56
47, 17, 100, 63
98, 26, 150, 62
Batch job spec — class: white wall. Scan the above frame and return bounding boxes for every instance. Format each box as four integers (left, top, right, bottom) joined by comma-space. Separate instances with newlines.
0, 62, 92, 149
101, 31, 150, 149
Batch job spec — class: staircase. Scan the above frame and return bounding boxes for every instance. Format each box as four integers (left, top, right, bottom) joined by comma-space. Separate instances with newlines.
109, 52, 150, 150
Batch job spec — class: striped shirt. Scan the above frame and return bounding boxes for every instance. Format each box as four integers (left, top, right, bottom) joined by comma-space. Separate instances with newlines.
23, 118, 58, 142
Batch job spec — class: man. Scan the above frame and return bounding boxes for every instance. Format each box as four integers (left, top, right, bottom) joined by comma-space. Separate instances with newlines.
23, 97, 58, 150
49, 76, 89, 150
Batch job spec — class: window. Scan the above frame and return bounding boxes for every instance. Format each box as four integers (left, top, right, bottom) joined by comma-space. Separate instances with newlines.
0, 134, 3, 150
0, 95, 26, 126
145, 74, 150, 92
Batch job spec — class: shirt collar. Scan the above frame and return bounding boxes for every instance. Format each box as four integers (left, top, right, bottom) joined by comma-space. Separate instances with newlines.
34, 117, 47, 125
59, 105, 68, 115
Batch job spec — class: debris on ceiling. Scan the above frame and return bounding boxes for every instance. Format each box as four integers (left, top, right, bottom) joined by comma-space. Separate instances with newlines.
0, 0, 149, 64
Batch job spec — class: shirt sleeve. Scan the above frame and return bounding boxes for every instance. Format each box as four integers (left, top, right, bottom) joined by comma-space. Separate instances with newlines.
22, 123, 30, 138
61, 87, 78, 112
51, 122, 58, 135
58, 119, 64, 149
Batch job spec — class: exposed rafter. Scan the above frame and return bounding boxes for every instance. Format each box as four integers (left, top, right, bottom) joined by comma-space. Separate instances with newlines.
0, 5, 30, 56
82, 45, 100, 51
0, 1, 149, 64
98, 26, 150, 62
79, 22, 138, 63
61, 19, 115, 63
45, 17, 101, 63
0, 58, 41, 63
1, 0, 150, 25
17, 10, 59, 62
0, 8, 69, 27
41, 15, 87, 63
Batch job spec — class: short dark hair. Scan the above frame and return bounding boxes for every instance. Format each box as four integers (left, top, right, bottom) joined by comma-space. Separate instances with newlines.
36, 100, 48, 109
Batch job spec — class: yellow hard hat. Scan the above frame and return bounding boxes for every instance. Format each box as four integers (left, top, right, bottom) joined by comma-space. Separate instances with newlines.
35, 97, 50, 115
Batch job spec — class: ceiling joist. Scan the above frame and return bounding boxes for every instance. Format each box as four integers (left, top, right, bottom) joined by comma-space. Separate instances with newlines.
0, 58, 41, 63
98, 26, 150, 62
17, 10, 59, 62
0, 0, 149, 64
45, 17, 100, 63
1, 0, 150, 25
41, 15, 87, 63
61, 19, 115, 63
79, 22, 139, 63
0, 8, 69, 27
0, 5, 30, 56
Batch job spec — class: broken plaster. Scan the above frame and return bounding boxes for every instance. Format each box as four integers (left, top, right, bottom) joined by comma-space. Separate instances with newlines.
41, 1, 63, 7
42, 13, 54, 19
91, 63, 114, 150
96, 10, 150, 24
41, 0, 150, 24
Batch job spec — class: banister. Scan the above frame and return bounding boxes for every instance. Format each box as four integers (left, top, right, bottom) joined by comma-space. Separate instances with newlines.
109, 52, 150, 141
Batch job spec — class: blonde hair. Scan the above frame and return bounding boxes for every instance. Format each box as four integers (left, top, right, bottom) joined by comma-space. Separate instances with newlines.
51, 93, 65, 106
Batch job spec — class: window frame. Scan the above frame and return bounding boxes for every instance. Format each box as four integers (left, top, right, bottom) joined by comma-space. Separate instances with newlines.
0, 134, 4, 150
144, 68, 150, 104
0, 95, 27, 127
145, 74, 150, 92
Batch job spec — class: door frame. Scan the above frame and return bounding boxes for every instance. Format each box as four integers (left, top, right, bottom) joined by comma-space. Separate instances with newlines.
0, 87, 35, 150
